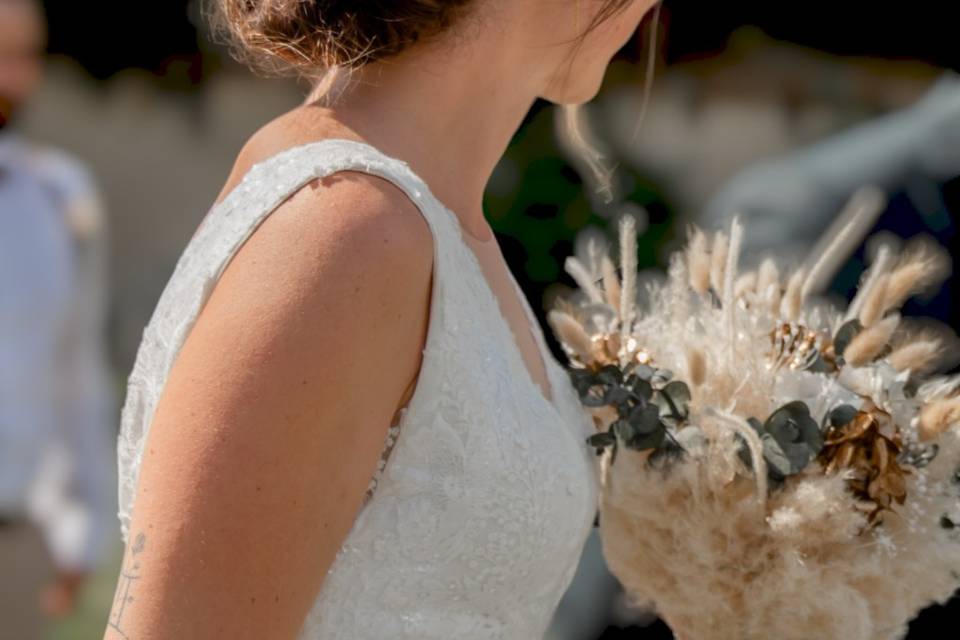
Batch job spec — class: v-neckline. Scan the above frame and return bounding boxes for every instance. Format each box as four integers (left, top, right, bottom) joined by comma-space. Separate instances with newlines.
444, 212, 562, 414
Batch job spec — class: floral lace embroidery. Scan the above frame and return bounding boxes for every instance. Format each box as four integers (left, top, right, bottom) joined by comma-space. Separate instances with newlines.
116, 138, 599, 639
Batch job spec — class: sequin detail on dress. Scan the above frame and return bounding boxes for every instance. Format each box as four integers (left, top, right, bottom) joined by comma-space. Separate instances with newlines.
116, 138, 599, 639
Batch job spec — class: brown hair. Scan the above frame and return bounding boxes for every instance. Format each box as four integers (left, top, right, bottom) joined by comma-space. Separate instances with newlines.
210, 0, 636, 78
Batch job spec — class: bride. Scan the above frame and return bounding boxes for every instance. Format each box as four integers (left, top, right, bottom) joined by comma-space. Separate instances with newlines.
105, 1, 658, 638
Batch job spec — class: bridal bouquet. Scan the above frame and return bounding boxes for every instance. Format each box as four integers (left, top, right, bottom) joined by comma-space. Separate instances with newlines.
547, 208, 960, 640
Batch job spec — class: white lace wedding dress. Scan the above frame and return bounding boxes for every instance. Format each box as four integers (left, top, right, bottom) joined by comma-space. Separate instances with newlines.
116, 138, 600, 638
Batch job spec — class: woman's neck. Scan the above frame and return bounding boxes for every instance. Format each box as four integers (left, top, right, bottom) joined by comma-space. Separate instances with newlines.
311, 30, 547, 239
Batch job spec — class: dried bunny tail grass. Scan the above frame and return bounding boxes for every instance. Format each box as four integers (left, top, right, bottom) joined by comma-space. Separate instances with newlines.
601, 254, 621, 311
757, 257, 781, 295
584, 232, 604, 279
563, 256, 604, 304
619, 214, 638, 341
547, 309, 595, 364
848, 242, 896, 324
723, 220, 744, 344
918, 375, 960, 402
881, 239, 951, 313
710, 230, 729, 295
552, 294, 580, 318
757, 257, 782, 313
686, 346, 707, 387
845, 313, 901, 367
666, 251, 693, 322
858, 273, 890, 328
918, 396, 960, 441
735, 272, 758, 300
723, 219, 744, 307
887, 338, 943, 375
780, 269, 805, 321
687, 226, 711, 295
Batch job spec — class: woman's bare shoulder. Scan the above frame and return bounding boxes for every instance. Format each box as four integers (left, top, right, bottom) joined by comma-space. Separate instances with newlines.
102, 114, 436, 638
214, 107, 364, 207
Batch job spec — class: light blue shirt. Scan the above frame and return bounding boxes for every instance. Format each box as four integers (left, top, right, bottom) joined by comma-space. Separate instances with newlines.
0, 131, 116, 572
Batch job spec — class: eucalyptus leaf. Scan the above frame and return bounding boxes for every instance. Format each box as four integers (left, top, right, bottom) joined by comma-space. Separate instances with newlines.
780, 400, 813, 422
761, 433, 793, 480
735, 433, 754, 470
806, 356, 834, 374
587, 432, 616, 450
765, 410, 799, 444
647, 439, 686, 470
624, 375, 654, 402
604, 386, 631, 407
625, 426, 666, 451
580, 393, 607, 407
828, 404, 860, 428
629, 403, 663, 435
634, 364, 656, 381
569, 369, 595, 395
797, 415, 824, 454
596, 365, 623, 386
652, 369, 675, 386
782, 442, 813, 472
765, 401, 815, 444
661, 381, 692, 419
613, 419, 639, 443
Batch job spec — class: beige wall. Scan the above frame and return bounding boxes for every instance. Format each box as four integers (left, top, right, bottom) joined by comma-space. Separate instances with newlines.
19, 57, 303, 370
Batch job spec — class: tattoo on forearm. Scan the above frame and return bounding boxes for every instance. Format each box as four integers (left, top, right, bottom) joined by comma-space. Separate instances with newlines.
107, 532, 146, 639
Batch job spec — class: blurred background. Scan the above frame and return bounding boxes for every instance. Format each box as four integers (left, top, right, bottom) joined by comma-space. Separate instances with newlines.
2, 0, 958, 638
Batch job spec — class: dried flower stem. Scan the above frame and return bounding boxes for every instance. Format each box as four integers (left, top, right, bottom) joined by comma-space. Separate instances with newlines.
619, 214, 638, 342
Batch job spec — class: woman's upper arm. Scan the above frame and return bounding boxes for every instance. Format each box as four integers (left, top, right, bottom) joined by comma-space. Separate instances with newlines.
104, 174, 434, 639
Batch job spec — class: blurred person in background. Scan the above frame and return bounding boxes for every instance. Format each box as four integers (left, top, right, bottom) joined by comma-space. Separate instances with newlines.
0, 0, 117, 637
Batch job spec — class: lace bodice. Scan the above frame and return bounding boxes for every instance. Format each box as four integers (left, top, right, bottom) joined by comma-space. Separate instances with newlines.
116, 138, 600, 639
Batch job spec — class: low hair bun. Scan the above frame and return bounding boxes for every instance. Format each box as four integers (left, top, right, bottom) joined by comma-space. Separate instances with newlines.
211, 0, 475, 77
